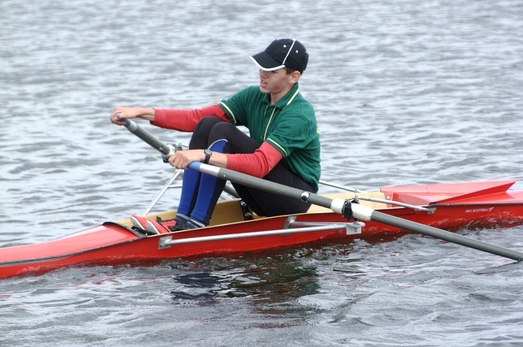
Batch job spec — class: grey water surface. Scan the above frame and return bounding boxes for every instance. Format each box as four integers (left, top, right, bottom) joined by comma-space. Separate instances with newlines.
1, 0, 523, 346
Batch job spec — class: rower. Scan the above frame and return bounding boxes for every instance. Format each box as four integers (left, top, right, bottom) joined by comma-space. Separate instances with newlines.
110, 38, 320, 234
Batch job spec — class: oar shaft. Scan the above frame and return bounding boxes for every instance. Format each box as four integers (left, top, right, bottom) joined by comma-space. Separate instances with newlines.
191, 161, 523, 262
191, 162, 338, 210
370, 209, 523, 261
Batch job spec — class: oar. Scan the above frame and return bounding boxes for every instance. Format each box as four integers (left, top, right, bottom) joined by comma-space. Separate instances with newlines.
123, 119, 523, 262
190, 162, 523, 262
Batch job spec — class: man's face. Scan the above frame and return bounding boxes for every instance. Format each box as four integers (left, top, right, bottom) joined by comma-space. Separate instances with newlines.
257, 68, 297, 95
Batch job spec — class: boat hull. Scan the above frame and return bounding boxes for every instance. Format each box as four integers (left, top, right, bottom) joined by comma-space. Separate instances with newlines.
2, 180, 523, 279
2, 202, 523, 279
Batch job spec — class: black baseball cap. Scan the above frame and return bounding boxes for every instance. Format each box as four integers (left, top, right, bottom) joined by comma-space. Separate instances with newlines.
250, 38, 309, 73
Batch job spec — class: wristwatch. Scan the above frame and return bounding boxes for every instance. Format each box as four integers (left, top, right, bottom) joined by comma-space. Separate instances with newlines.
203, 149, 212, 164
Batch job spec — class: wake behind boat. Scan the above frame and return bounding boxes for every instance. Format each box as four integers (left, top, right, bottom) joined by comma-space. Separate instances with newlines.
1, 121, 523, 279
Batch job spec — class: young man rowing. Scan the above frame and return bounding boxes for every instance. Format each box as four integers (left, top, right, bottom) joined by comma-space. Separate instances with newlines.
110, 38, 321, 233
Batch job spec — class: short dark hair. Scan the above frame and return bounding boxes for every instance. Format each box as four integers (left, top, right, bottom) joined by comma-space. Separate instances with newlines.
285, 66, 302, 75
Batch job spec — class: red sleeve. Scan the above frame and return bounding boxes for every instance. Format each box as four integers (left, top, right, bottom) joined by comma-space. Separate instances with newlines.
151, 105, 229, 132
226, 142, 283, 178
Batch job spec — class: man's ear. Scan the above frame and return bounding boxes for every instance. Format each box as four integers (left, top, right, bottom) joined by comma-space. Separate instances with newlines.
290, 71, 301, 84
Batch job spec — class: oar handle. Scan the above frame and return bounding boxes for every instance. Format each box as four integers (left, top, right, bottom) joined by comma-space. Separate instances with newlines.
123, 119, 176, 160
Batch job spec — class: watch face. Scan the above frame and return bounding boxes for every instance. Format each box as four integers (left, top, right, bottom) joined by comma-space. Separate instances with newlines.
204, 149, 212, 163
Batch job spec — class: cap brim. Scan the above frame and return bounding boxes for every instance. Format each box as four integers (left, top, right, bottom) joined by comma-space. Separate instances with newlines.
250, 52, 284, 71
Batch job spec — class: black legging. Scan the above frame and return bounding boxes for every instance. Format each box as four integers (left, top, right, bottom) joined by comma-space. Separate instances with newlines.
190, 117, 314, 218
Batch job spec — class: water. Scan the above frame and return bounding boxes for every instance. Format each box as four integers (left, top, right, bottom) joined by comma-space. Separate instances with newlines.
1, 0, 523, 345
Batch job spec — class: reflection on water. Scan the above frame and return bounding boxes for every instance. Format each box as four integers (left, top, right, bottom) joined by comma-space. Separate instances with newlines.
169, 253, 321, 306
